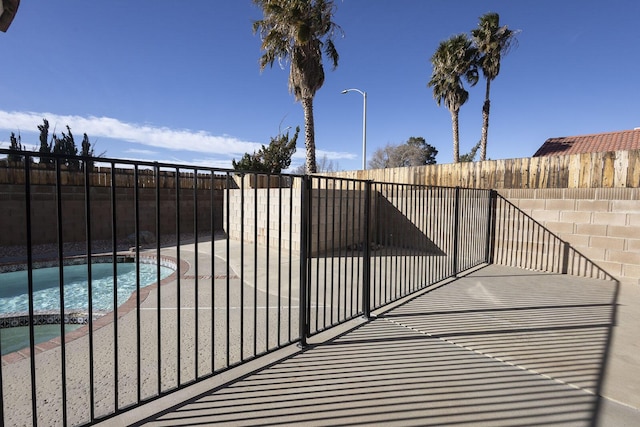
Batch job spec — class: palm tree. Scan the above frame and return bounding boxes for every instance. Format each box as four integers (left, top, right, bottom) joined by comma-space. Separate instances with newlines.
253, 0, 341, 174
471, 12, 518, 161
428, 34, 478, 163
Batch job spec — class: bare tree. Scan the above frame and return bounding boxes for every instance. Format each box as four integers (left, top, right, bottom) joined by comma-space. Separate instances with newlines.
369, 137, 438, 169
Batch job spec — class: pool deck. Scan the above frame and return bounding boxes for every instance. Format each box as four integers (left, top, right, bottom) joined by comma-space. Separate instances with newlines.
2, 239, 639, 426
99, 244, 640, 426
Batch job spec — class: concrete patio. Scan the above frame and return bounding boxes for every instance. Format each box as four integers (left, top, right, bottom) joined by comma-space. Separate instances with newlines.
101, 264, 640, 426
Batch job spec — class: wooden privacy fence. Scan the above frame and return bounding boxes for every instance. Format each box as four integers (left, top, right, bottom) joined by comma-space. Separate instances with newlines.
325, 149, 640, 189
2, 149, 640, 189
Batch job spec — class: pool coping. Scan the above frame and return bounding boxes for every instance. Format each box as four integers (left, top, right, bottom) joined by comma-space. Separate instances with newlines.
1, 252, 189, 366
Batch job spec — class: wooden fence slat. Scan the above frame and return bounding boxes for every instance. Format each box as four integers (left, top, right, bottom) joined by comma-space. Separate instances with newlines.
613, 151, 628, 188
628, 150, 640, 187
590, 152, 603, 188
576, 153, 589, 188
602, 151, 616, 188
559, 155, 569, 188
520, 157, 530, 189
565, 155, 578, 188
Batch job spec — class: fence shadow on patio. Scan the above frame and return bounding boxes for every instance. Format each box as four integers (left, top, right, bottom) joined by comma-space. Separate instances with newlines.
135, 264, 618, 426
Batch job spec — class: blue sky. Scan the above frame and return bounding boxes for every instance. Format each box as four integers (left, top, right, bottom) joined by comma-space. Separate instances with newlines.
1, 0, 639, 171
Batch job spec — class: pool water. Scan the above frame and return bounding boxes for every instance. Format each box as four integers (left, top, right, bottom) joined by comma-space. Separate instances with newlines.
0, 262, 173, 314
1, 324, 83, 355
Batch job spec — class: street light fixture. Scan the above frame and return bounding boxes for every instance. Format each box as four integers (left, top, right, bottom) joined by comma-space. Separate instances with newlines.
341, 88, 367, 170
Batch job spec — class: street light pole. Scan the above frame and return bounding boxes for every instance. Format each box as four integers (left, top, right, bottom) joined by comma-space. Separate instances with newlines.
341, 88, 367, 170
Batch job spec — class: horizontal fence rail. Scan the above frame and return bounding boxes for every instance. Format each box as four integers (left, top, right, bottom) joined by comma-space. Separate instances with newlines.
1, 148, 614, 426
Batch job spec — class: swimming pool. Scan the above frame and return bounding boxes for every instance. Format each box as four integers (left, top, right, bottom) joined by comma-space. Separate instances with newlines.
0, 261, 174, 314
0, 260, 174, 355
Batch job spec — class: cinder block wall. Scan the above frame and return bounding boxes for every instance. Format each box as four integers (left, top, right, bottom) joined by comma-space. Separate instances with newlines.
0, 184, 223, 247
224, 188, 368, 255
499, 188, 640, 286
224, 188, 302, 252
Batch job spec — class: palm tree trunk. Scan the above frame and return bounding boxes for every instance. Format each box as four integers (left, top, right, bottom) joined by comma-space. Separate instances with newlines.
451, 109, 460, 163
480, 79, 491, 161
302, 97, 317, 173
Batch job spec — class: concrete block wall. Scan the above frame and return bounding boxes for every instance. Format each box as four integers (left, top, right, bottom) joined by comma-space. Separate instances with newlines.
307, 189, 367, 255
0, 184, 223, 247
499, 188, 640, 286
224, 188, 302, 253
224, 187, 367, 255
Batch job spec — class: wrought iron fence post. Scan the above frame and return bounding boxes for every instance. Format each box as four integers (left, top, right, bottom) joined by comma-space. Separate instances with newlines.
362, 181, 372, 319
299, 175, 311, 347
561, 241, 570, 274
453, 186, 460, 277
486, 190, 498, 264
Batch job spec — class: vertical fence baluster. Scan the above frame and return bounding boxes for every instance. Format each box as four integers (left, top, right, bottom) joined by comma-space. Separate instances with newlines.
344, 181, 359, 316
23, 158, 38, 427
453, 187, 460, 277
193, 170, 199, 379
277, 177, 283, 347
322, 177, 329, 329
486, 190, 496, 264
133, 165, 141, 403
329, 178, 336, 325
265, 175, 271, 351
239, 174, 245, 361
110, 162, 120, 408
225, 173, 231, 367
55, 157, 69, 425
383, 183, 389, 304
175, 167, 181, 385
362, 181, 372, 319
210, 172, 216, 373
84, 159, 96, 421
155, 164, 162, 395
315, 177, 321, 332
299, 175, 310, 347
288, 177, 294, 343
338, 180, 344, 321
253, 173, 258, 357
360, 181, 370, 315
416, 186, 423, 288
354, 183, 367, 312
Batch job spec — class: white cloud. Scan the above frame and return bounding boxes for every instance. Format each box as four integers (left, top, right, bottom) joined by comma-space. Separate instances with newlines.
125, 148, 158, 155
0, 110, 359, 169
291, 149, 356, 161
317, 150, 358, 160
0, 110, 262, 156
90, 156, 235, 171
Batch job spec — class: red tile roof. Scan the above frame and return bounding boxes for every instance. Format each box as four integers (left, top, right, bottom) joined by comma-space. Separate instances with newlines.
533, 129, 640, 157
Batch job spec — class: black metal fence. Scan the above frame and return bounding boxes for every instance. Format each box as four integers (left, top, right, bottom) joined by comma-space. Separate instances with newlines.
0, 150, 494, 426
302, 179, 494, 338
